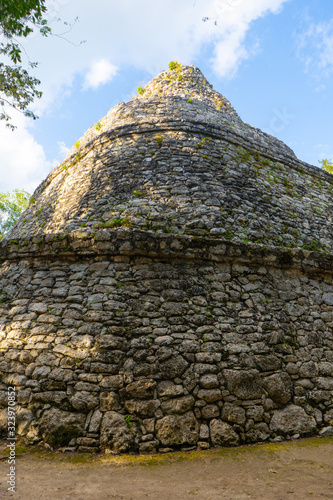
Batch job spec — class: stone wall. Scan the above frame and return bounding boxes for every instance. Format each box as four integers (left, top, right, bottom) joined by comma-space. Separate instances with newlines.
0, 231, 332, 453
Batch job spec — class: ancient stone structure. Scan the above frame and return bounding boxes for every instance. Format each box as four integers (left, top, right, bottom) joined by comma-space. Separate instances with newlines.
0, 65, 333, 454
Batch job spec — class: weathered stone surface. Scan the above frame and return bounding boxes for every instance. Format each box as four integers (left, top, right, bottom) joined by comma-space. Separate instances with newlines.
99, 391, 122, 411
155, 413, 199, 446
270, 405, 317, 436
39, 408, 85, 446
264, 373, 293, 406
89, 409, 103, 433
70, 391, 99, 412
197, 389, 222, 403
125, 399, 160, 417
199, 374, 219, 389
100, 411, 136, 453
159, 355, 189, 379
157, 381, 185, 398
210, 419, 240, 447
222, 403, 246, 426
0, 408, 8, 435
161, 395, 195, 415
223, 370, 262, 400
125, 379, 156, 399
245, 423, 270, 443
201, 405, 220, 419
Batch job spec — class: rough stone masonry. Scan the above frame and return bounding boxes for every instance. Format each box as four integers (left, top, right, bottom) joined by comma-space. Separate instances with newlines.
0, 64, 332, 454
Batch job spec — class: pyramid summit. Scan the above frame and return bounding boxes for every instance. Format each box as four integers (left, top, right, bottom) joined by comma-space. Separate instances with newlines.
8, 62, 326, 250
1, 64, 333, 453
7, 63, 332, 252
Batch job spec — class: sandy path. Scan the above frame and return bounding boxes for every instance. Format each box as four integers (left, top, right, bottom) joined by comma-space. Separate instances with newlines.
0, 438, 332, 499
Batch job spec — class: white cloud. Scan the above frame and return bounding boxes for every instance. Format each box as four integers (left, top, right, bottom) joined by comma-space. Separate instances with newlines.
25, 0, 290, 106
83, 59, 118, 90
203, 0, 288, 77
296, 19, 333, 80
0, 113, 64, 194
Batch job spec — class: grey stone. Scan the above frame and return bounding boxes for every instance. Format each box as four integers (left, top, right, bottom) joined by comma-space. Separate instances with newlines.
157, 381, 185, 397
318, 426, 333, 437
156, 412, 199, 446
264, 373, 293, 406
89, 409, 103, 433
210, 419, 240, 446
223, 369, 263, 400
159, 355, 189, 379
39, 408, 85, 446
125, 379, 156, 399
70, 391, 99, 412
100, 411, 136, 453
125, 399, 160, 417
201, 405, 220, 419
161, 395, 195, 415
199, 374, 219, 389
100, 391, 122, 411
197, 389, 222, 403
222, 403, 246, 426
270, 405, 317, 436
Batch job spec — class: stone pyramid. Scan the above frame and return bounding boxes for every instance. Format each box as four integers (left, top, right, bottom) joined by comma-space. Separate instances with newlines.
0, 64, 333, 454
8, 64, 333, 253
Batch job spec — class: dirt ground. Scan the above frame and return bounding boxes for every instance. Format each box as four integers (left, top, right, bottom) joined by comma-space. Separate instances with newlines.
0, 437, 332, 499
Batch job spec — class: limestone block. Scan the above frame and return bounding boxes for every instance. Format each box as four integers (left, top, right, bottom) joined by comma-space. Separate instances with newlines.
155, 412, 199, 446
264, 372, 293, 406
223, 369, 263, 400
201, 404, 220, 419
270, 405, 317, 436
99, 375, 123, 390
221, 403, 246, 426
89, 409, 103, 433
199, 374, 219, 388
125, 379, 156, 399
245, 422, 270, 443
157, 381, 185, 398
159, 354, 189, 379
39, 408, 85, 446
197, 389, 222, 403
323, 408, 333, 425
160, 395, 195, 415
299, 361, 318, 378
199, 423, 209, 440
100, 411, 136, 453
70, 391, 99, 412
210, 419, 240, 446
125, 399, 160, 417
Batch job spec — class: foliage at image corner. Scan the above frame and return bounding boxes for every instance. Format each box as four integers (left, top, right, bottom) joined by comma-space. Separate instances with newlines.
0, 1, 52, 130
319, 159, 333, 175
0, 189, 30, 240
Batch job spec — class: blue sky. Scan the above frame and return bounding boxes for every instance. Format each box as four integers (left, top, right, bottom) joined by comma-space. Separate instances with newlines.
1, 0, 333, 194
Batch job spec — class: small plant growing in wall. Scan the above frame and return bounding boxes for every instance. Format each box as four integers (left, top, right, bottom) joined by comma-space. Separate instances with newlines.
155, 134, 163, 146
169, 61, 181, 71
95, 122, 102, 131
124, 415, 131, 429
133, 190, 144, 198
98, 216, 131, 229
0, 289, 9, 303
137, 86, 145, 95
215, 98, 224, 110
